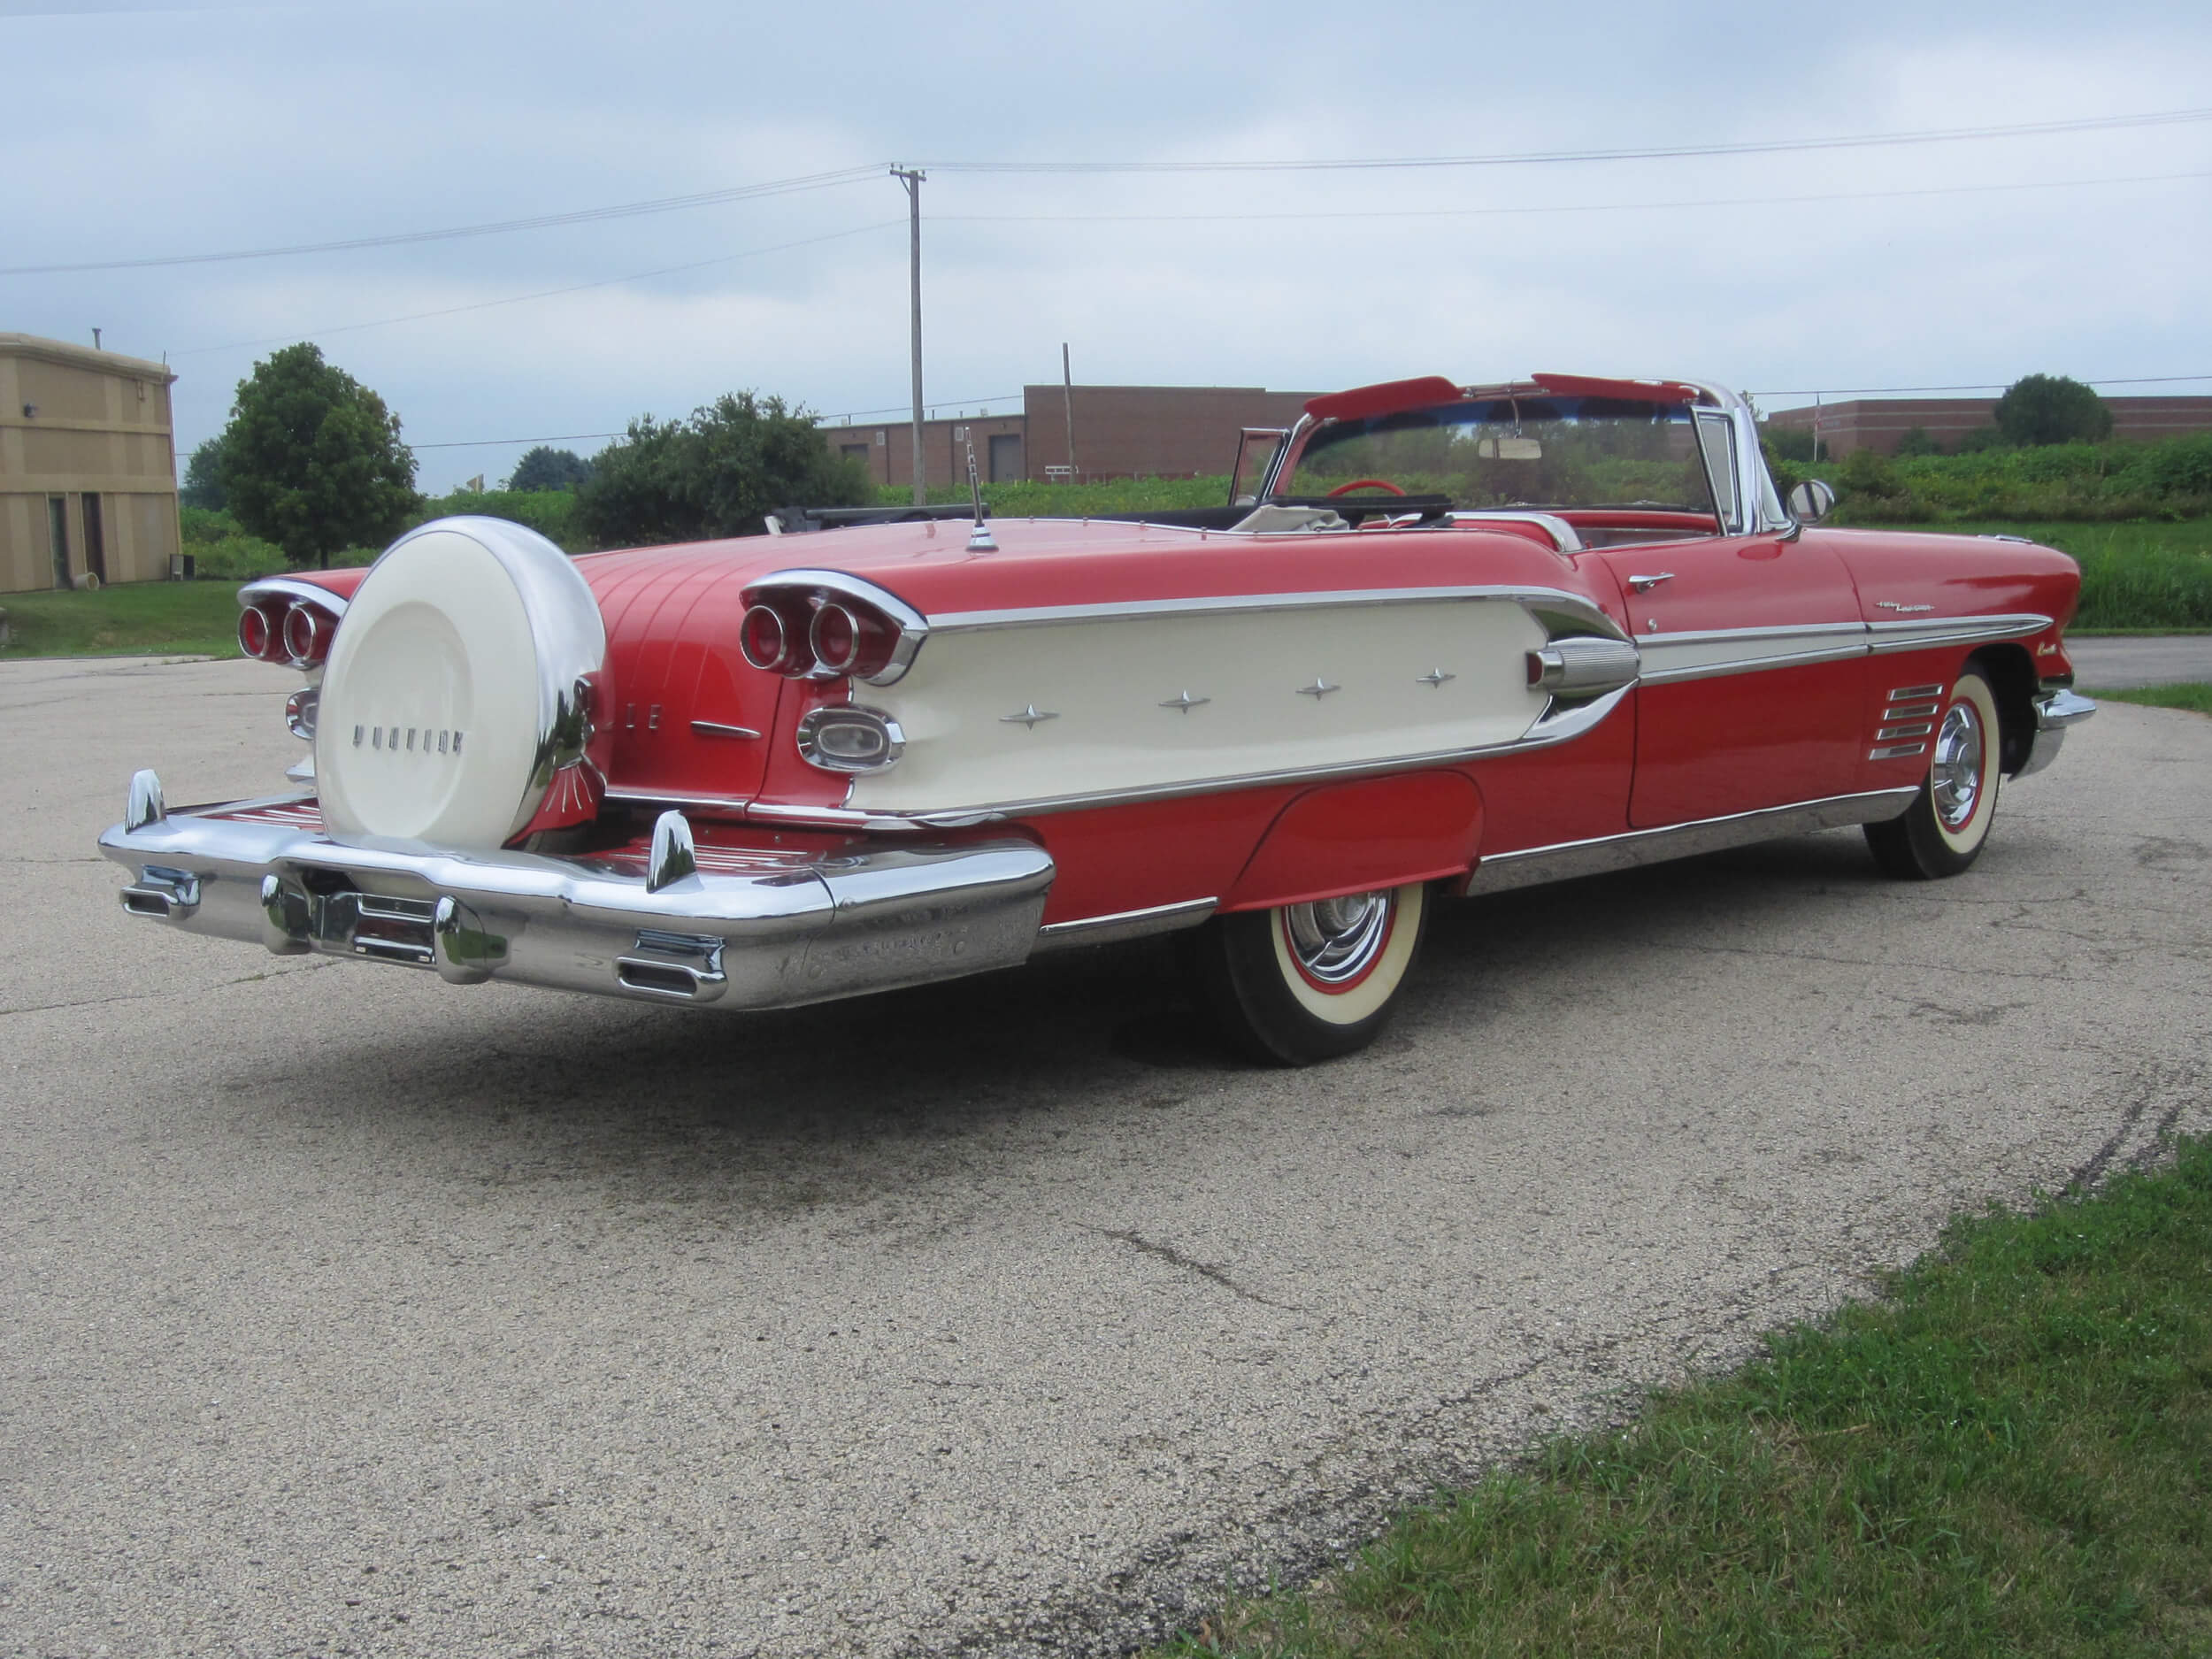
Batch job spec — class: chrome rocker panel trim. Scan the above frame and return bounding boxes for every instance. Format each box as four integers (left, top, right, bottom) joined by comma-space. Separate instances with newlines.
99, 780, 1055, 1011
2013, 687, 2099, 781
1032, 896, 1218, 952
1461, 787, 1921, 895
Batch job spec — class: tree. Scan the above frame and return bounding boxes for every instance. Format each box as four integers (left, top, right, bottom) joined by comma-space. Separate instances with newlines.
1993, 374, 2112, 448
180, 434, 229, 510
505, 445, 595, 492
575, 392, 869, 548
1893, 426, 1942, 457
218, 342, 419, 568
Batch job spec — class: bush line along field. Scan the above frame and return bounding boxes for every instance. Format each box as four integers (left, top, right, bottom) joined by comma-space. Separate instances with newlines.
10, 451, 2203, 658
1775, 432, 2212, 526
1158, 1136, 2212, 1659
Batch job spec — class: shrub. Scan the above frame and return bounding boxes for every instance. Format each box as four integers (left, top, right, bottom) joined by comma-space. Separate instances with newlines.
1893, 426, 1942, 457
218, 342, 420, 568
1762, 425, 1816, 462
1839, 447, 1904, 499
577, 392, 869, 549
1993, 373, 2113, 447
419, 487, 585, 552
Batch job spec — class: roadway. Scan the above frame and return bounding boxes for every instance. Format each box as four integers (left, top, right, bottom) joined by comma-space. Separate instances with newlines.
3, 657, 2207, 1657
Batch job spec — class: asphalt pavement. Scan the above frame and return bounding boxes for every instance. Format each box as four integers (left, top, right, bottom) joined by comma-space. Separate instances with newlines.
2065, 634, 2212, 688
4, 657, 2208, 1658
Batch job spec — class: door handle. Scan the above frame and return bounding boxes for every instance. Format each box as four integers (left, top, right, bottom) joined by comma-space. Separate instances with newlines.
1626, 572, 1676, 594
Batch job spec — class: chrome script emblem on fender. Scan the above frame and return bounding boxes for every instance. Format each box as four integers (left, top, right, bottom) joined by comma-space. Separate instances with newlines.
1874, 601, 1934, 613
354, 724, 465, 755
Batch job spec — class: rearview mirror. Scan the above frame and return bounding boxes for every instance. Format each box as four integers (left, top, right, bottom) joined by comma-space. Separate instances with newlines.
1477, 436, 1543, 460
1787, 479, 1837, 523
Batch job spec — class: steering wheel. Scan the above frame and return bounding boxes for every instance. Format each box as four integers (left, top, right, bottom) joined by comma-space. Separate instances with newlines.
1325, 478, 1407, 498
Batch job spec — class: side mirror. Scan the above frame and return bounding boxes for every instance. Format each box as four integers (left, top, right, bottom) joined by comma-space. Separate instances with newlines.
1787, 479, 1837, 524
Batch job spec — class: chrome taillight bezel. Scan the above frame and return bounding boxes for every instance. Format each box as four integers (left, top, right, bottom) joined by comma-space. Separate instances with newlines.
795, 704, 905, 773
282, 602, 331, 668
739, 602, 798, 673
739, 571, 927, 686
237, 603, 279, 661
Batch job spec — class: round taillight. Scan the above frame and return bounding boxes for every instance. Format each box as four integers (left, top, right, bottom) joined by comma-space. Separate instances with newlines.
237, 604, 273, 660
810, 603, 859, 674
740, 603, 790, 672
282, 602, 328, 667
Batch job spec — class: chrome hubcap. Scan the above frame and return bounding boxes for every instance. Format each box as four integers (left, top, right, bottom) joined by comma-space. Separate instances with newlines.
1932, 701, 1984, 830
1284, 889, 1394, 986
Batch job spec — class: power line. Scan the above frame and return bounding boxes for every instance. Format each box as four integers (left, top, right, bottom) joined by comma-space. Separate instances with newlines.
396, 376, 2212, 455
818, 395, 1022, 421
0, 165, 885, 277
404, 396, 1030, 454
922, 106, 2212, 174
408, 432, 624, 452
171, 220, 908, 358
170, 170, 2205, 364
935, 170, 2210, 227
19, 105, 2208, 280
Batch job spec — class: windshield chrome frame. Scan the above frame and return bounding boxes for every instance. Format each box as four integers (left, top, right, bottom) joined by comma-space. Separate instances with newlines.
1261, 378, 1793, 539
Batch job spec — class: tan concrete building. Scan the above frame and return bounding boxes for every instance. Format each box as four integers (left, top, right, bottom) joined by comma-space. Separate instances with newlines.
1, 334, 181, 594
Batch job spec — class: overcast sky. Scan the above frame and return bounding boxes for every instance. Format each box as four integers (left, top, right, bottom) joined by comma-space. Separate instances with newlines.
5, 0, 2208, 491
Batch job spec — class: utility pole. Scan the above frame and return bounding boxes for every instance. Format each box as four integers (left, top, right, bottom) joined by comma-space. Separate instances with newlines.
1061, 342, 1078, 481
892, 167, 927, 506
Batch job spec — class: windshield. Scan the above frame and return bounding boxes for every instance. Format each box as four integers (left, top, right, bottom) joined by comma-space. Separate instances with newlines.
1285, 395, 1720, 517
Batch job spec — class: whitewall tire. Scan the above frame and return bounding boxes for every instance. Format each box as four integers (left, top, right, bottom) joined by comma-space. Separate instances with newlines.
1190, 881, 1429, 1064
1865, 668, 2002, 880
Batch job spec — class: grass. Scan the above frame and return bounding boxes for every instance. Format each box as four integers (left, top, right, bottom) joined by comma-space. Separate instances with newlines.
885, 472, 1238, 517
14, 503, 2212, 657
0, 581, 243, 658
2085, 683, 2212, 717
1160, 1134, 2212, 1658
1918, 520, 2212, 634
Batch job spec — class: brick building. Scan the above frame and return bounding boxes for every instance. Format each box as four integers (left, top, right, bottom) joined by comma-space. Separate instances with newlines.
820, 383, 1316, 490
1, 333, 181, 594
1764, 395, 2212, 457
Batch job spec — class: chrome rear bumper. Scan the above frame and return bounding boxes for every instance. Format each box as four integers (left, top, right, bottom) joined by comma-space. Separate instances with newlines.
2014, 687, 2098, 780
98, 775, 1055, 1010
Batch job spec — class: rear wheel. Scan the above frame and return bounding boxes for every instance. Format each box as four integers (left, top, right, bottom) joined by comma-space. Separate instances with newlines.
1188, 882, 1428, 1064
1865, 668, 2002, 879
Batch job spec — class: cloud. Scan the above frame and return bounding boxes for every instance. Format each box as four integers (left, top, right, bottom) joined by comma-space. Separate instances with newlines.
6, 0, 2208, 489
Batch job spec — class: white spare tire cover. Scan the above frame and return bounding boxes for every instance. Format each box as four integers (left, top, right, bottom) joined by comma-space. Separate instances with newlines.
316, 517, 606, 847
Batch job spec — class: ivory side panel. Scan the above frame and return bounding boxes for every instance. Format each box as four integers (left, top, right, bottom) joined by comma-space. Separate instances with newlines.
848, 597, 1551, 813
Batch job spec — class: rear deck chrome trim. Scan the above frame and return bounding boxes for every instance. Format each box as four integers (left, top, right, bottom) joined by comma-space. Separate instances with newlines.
740, 684, 1635, 831
929, 584, 1627, 639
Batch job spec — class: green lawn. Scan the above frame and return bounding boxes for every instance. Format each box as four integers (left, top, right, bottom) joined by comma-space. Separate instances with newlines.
2085, 683, 2212, 717
1161, 1136, 2212, 1658
0, 581, 242, 659
10, 512, 2211, 657
1926, 520, 2212, 634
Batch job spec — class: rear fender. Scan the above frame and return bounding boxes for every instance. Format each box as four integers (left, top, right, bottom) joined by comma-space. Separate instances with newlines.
1221, 771, 1482, 913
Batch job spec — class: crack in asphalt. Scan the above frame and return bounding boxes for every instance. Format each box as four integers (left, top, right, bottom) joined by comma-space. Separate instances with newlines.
2068, 1059, 2207, 1194
1633, 938, 2114, 983
936, 1055, 2212, 1659
1093, 1227, 1302, 1313
0, 959, 339, 1018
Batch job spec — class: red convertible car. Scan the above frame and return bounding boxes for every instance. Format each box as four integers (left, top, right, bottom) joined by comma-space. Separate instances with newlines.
101, 373, 2094, 1062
